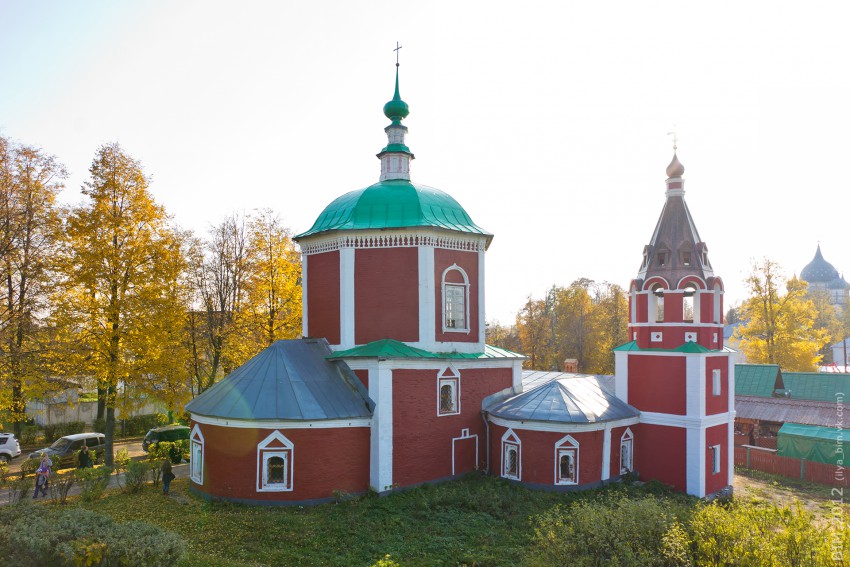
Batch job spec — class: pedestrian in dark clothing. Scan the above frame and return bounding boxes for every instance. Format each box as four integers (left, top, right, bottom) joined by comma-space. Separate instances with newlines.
77, 445, 93, 468
162, 459, 175, 495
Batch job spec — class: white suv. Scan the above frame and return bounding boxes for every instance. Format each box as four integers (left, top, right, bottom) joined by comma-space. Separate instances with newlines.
0, 433, 21, 463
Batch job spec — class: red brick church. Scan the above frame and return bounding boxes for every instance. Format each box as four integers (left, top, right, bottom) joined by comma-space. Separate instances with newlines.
184, 62, 734, 505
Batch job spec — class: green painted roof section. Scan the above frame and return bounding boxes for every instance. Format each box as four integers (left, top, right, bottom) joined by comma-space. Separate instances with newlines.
782, 372, 850, 403
612, 340, 716, 353
294, 180, 492, 239
734, 364, 782, 397
327, 338, 525, 360
378, 143, 412, 155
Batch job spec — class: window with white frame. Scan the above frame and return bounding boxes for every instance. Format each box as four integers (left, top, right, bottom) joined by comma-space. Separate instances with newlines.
501, 430, 521, 480
257, 431, 294, 492
620, 429, 634, 475
190, 425, 204, 485
712, 369, 721, 396
437, 367, 460, 416
442, 265, 469, 332
710, 445, 721, 474
554, 434, 579, 485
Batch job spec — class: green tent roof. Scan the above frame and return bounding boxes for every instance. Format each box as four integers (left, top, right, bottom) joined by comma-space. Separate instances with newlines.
735, 364, 782, 397
782, 372, 850, 403
294, 180, 492, 241
777, 422, 845, 465
327, 338, 525, 360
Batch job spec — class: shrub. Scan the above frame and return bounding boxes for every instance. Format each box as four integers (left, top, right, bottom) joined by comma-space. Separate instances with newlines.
123, 459, 149, 494
48, 470, 76, 505
93, 418, 106, 434
685, 498, 849, 566
5, 476, 32, 505
123, 413, 162, 436
530, 494, 690, 566
20, 424, 40, 446
0, 506, 185, 565
19, 456, 40, 479
77, 466, 112, 502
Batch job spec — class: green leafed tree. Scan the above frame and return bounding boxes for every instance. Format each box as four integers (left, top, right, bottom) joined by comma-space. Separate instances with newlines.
52, 143, 187, 465
0, 137, 66, 437
735, 258, 828, 371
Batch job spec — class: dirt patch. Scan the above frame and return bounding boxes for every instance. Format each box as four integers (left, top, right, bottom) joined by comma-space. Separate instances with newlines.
734, 468, 848, 522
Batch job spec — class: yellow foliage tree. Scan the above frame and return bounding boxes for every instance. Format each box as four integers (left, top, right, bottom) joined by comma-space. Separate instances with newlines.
0, 137, 66, 437
52, 143, 187, 465
736, 258, 828, 371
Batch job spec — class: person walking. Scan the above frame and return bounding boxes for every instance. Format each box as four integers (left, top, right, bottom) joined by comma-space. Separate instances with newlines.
162, 459, 175, 495
33, 453, 52, 498
77, 444, 93, 468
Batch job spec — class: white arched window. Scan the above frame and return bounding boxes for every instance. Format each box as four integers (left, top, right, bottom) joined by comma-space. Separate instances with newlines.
442, 264, 470, 333
554, 434, 579, 485
501, 429, 521, 480
257, 431, 294, 492
190, 425, 204, 485
683, 284, 698, 323
620, 428, 634, 475
650, 284, 665, 323
437, 366, 461, 416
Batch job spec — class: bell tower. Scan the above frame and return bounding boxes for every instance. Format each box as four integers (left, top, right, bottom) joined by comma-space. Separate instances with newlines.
614, 150, 735, 497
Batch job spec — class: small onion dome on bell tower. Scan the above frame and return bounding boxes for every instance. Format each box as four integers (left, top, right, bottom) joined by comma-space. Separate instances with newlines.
666, 152, 685, 179
377, 59, 415, 181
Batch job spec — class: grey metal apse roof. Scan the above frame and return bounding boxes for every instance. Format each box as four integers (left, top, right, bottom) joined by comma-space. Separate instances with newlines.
185, 339, 373, 421
486, 371, 639, 424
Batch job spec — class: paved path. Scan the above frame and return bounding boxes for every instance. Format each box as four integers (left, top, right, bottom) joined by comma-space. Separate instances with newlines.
1, 459, 190, 506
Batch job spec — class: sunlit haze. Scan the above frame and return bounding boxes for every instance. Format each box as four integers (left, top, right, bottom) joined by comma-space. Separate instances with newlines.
2, 1, 848, 324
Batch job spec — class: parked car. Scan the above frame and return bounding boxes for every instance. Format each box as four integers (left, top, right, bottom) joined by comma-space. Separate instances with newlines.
28, 432, 106, 469
0, 433, 21, 463
142, 425, 190, 452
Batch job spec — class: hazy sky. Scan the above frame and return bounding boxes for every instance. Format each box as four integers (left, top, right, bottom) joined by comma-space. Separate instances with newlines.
2, 1, 848, 324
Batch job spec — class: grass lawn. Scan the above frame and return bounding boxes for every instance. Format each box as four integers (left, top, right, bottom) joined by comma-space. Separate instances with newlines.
7, 470, 834, 566
74, 474, 681, 567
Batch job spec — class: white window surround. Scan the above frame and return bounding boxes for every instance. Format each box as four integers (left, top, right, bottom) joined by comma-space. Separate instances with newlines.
257, 431, 294, 492
190, 425, 204, 485
710, 444, 721, 474
620, 429, 634, 475
554, 434, 579, 485
712, 369, 721, 396
501, 429, 521, 480
437, 367, 461, 416
442, 264, 470, 333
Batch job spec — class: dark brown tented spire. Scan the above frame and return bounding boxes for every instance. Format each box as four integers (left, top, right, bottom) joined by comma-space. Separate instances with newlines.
636, 151, 713, 285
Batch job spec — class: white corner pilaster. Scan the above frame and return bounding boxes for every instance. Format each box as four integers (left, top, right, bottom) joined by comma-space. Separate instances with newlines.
418, 246, 435, 349
685, 355, 703, 418
512, 360, 524, 392
369, 361, 394, 492
601, 423, 612, 481
340, 247, 355, 348
686, 426, 705, 497
478, 249, 486, 344
614, 351, 629, 402
301, 253, 308, 337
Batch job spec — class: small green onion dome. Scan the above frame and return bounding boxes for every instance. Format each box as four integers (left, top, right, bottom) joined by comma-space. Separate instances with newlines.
383, 68, 409, 121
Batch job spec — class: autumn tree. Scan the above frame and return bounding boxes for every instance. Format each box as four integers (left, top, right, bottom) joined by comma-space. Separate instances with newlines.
243, 209, 301, 347
516, 296, 551, 370
53, 143, 187, 465
0, 137, 65, 437
186, 214, 252, 394
736, 258, 828, 371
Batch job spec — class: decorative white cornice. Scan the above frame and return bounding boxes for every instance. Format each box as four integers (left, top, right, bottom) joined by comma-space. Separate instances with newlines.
639, 410, 731, 429
298, 230, 488, 255
488, 415, 639, 433
190, 414, 371, 429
